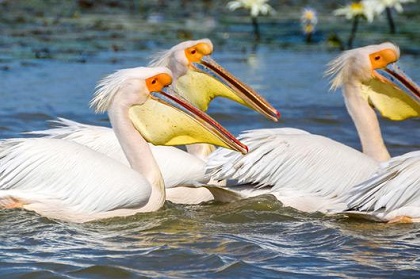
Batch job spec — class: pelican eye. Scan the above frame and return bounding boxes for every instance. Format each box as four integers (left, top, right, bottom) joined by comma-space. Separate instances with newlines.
151, 79, 157, 84
185, 45, 206, 63
374, 56, 381, 61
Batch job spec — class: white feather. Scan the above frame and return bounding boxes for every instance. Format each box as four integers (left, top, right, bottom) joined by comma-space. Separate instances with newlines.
29, 118, 207, 188
343, 151, 420, 221
206, 128, 379, 212
0, 138, 152, 222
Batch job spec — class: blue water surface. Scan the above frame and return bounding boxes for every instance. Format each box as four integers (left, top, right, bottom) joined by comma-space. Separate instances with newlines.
1, 45, 420, 278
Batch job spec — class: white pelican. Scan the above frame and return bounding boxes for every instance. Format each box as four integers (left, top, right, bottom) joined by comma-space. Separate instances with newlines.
30, 39, 279, 204
0, 66, 247, 222
206, 42, 420, 213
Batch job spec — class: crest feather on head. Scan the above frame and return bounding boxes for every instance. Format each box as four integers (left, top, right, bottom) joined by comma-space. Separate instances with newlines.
149, 38, 213, 67
325, 42, 399, 91
90, 66, 172, 113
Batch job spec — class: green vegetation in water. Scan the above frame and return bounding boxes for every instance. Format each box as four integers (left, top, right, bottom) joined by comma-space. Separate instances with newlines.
1, 0, 419, 61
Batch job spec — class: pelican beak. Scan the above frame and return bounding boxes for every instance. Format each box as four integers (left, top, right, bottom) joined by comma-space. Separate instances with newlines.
128, 89, 248, 154
363, 63, 420, 120
175, 55, 280, 122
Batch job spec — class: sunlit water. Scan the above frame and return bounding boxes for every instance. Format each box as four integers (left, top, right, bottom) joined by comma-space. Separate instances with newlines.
1, 46, 420, 278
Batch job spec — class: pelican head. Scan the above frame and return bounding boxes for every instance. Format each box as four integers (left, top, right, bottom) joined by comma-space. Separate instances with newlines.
91, 67, 173, 113
327, 42, 420, 120
92, 66, 248, 154
149, 39, 280, 122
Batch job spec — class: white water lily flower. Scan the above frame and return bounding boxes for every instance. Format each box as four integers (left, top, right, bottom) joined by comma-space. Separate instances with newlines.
301, 8, 318, 25
301, 8, 318, 34
227, 0, 276, 17
360, 0, 380, 20
362, 0, 416, 15
333, 2, 376, 22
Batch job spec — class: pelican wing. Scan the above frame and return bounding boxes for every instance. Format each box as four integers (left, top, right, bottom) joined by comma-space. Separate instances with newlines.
344, 151, 420, 221
206, 128, 379, 198
28, 118, 128, 163
30, 118, 208, 188
0, 138, 152, 220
